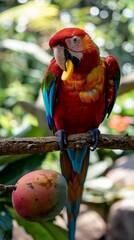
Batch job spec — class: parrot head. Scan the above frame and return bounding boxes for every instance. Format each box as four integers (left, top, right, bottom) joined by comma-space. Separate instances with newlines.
49, 27, 100, 76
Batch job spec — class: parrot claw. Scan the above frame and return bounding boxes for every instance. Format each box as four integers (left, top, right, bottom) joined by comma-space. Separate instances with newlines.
55, 129, 68, 153
88, 128, 100, 151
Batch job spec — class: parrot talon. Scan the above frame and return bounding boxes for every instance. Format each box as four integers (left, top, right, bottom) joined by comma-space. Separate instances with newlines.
88, 128, 100, 151
55, 129, 68, 153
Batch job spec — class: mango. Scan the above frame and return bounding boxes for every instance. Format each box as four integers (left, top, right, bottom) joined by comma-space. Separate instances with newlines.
12, 170, 67, 221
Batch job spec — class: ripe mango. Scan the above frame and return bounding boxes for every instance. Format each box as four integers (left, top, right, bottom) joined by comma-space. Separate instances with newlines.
12, 170, 67, 221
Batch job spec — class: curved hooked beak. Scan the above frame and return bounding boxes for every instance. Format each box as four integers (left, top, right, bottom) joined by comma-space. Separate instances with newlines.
53, 45, 80, 71
53, 45, 66, 71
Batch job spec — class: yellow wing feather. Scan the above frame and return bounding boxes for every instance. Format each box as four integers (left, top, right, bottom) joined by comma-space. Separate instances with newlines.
79, 60, 106, 103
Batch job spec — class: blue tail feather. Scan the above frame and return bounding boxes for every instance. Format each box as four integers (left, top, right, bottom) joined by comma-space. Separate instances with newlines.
67, 195, 84, 240
60, 149, 89, 240
68, 218, 76, 240
67, 199, 81, 220
67, 147, 88, 174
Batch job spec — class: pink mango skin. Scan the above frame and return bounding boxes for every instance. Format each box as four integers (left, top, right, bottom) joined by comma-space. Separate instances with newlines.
12, 170, 67, 221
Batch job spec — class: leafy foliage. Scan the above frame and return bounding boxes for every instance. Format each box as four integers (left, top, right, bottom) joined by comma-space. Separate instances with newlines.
11, 208, 68, 240
0, 0, 134, 239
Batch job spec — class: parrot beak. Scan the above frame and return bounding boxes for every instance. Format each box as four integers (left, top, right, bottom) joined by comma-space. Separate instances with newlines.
53, 45, 74, 81
61, 48, 74, 81
53, 46, 66, 71
64, 48, 80, 66
64, 48, 72, 69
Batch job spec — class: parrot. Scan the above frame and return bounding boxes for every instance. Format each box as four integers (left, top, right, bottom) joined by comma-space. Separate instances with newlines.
42, 27, 120, 240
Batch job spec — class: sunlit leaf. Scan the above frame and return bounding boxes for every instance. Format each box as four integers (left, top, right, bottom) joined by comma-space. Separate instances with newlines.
0, 2, 59, 24
54, 0, 81, 9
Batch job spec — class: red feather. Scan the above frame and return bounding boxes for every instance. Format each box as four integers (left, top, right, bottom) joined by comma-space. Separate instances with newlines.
42, 27, 120, 240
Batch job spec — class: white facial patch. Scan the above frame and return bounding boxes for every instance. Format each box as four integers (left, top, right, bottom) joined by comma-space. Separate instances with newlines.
65, 36, 82, 52
65, 36, 83, 62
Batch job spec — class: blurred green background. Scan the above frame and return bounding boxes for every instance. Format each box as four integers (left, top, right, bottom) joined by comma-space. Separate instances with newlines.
0, 0, 134, 239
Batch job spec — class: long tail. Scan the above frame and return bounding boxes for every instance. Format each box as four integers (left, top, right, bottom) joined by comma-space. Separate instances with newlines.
60, 147, 89, 240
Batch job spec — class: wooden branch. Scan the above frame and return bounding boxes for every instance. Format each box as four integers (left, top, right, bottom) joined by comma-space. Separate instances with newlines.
0, 133, 133, 156
0, 184, 16, 192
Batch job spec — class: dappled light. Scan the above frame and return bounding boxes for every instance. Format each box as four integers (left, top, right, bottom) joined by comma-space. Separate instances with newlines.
0, 0, 134, 239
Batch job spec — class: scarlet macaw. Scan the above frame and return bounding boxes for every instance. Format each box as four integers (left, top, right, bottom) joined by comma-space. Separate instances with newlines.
42, 27, 120, 240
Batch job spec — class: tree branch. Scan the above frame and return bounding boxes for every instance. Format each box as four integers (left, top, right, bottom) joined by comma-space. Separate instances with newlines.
0, 184, 16, 192
0, 133, 133, 156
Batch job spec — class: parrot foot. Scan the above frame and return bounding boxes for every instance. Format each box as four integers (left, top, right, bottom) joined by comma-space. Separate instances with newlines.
88, 128, 100, 151
55, 129, 68, 153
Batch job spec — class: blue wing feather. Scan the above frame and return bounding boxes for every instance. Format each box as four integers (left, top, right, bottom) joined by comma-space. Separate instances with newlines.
49, 81, 55, 118
42, 69, 57, 130
42, 58, 62, 130
42, 82, 55, 130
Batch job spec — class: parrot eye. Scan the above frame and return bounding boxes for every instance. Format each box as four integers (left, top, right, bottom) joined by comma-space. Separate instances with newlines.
72, 36, 80, 45
65, 36, 82, 52
59, 43, 63, 47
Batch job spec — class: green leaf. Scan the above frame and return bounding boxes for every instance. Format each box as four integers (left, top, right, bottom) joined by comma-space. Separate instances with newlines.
10, 209, 68, 240
0, 154, 30, 166
0, 154, 45, 185
0, 2, 59, 33
0, 2, 58, 22
0, 205, 12, 240
53, 0, 81, 9
42, 222, 68, 240
15, 221, 54, 240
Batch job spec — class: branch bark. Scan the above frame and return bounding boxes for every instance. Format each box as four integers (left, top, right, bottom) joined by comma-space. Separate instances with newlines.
0, 133, 133, 156
0, 184, 16, 192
